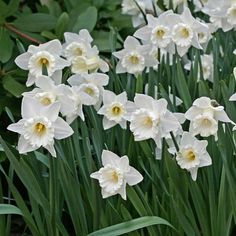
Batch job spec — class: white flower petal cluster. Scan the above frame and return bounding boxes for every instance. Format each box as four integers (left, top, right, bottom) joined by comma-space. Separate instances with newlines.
185, 97, 232, 138
174, 132, 212, 181
117, 7, 210, 71
23, 75, 64, 106
98, 90, 132, 130
134, 11, 176, 54
7, 97, 73, 157
90, 150, 143, 200
203, 0, 236, 32
15, 40, 70, 87
113, 36, 157, 76
63, 30, 109, 74
171, 7, 208, 56
59, 73, 109, 124
128, 94, 181, 148
185, 54, 213, 82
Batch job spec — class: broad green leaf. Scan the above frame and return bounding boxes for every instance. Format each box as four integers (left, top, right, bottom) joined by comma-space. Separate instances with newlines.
13, 13, 57, 32
73, 6, 97, 33
88, 216, 173, 236
55, 12, 69, 39
3, 75, 28, 97
0, 204, 22, 215
0, 27, 14, 63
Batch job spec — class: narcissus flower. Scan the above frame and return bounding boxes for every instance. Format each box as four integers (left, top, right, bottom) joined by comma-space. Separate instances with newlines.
58, 85, 84, 124
15, 39, 70, 86
90, 150, 143, 200
113, 36, 156, 76
63, 30, 109, 74
7, 97, 73, 157
171, 7, 208, 56
171, 132, 212, 181
134, 11, 176, 54
185, 97, 232, 138
23, 75, 64, 106
67, 73, 109, 107
128, 94, 180, 148
98, 90, 131, 130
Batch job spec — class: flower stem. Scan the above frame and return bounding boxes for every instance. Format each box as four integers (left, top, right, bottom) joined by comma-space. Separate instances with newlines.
4, 22, 42, 44
170, 132, 179, 152
49, 157, 58, 236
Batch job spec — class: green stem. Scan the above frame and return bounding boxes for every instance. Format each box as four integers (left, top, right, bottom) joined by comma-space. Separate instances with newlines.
49, 157, 58, 236
170, 132, 179, 152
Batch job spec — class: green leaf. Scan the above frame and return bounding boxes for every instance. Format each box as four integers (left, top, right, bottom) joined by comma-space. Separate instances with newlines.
5, 0, 20, 17
0, 1, 7, 17
73, 6, 97, 33
3, 76, 28, 97
13, 13, 57, 32
88, 216, 173, 236
175, 57, 192, 109
0, 204, 22, 216
0, 27, 14, 63
55, 12, 69, 39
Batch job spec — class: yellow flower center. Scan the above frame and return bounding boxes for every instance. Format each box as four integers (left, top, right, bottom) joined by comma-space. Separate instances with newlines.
129, 55, 139, 65
41, 97, 52, 106
181, 28, 190, 38
232, 9, 236, 16
111, 171, 119, 183
75, 47, 83, 56
39, 58, 49, 66
34, 123, 46, 135
156, 29, 165, 39
85, 87, 94, 96
183, 149, 196, 161
112, 106, 121, 116
144, 116, 153, 127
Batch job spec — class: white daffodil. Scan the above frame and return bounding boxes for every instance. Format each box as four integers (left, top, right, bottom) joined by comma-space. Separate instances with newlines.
58, 85, 84, 124
23, 75, 64, 106
67, 73, 109, 107
63, 30, 109, 74
184, 54, 213, 82
185, 97, 232, 137
90, 150, 143, 200
98, 90, 132, 130
175, 132, 212, 181
171, 7, 208, 56
113, 36, 156, 76
15, 39, 70, 86
7, 97, 73, 157
134, 11, 176, 54
63, 30, 93, 62
128, 94, 180, 148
